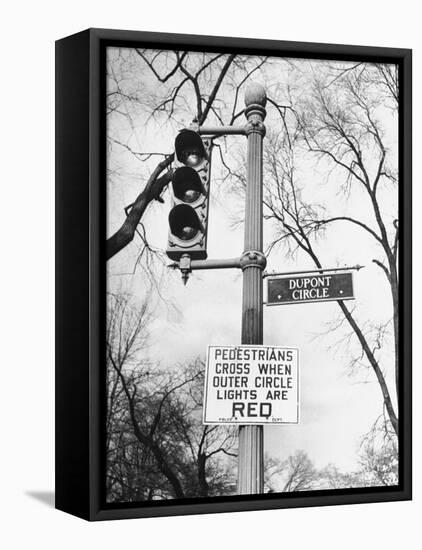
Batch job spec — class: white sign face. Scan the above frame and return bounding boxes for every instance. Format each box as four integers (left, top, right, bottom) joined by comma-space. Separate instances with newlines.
203, 345, 299, 425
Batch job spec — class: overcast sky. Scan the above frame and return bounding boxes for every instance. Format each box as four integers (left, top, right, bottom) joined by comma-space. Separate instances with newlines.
106, 48, 398, 473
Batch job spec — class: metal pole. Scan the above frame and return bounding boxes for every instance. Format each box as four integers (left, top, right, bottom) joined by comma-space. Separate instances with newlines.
238, 84, 267, 494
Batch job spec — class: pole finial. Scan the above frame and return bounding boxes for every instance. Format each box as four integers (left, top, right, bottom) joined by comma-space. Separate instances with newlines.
244, 83, 267, 108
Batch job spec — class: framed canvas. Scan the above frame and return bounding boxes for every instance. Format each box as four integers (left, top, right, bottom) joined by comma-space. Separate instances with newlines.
55, 28, 412, 520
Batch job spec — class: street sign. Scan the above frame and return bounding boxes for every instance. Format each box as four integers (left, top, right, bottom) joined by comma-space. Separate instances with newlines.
203, 345, 299, 425
267, 271, 354, 306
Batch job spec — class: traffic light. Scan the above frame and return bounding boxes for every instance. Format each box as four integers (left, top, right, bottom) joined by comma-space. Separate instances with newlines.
167, 130, 212, 261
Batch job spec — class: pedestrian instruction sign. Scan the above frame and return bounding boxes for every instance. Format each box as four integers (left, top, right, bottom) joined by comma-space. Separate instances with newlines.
203, 345, 299, 425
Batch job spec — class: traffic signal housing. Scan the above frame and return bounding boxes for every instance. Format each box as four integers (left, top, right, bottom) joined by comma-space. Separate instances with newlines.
167, 130, 212, 261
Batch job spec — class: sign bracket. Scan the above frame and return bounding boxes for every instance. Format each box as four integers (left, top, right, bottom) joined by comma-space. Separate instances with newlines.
263, 264, 364, 279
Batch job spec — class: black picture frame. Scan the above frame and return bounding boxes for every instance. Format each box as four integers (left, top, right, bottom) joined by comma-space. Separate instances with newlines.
55, 28, 412, 521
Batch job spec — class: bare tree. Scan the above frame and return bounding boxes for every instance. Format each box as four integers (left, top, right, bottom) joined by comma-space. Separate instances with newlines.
106, 292, 237, 502
358, 416, 398, 486
265, 450, 319, 493
264, 428, 398, 494
261, 62, 399, 437
318, 464, 365, 490
319, 416, 398, 490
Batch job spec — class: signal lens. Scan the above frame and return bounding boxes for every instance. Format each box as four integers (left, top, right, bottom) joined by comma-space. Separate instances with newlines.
179, 226, 198, 240
181, 150, 202, 167
175, 130, 207, 166
173, 167, 205, 204
169, 204, 202, 241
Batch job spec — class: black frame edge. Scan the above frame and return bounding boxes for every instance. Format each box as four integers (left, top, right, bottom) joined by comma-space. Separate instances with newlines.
55, 29, 92, 521
89, 27, 411, 60
399, 48, 412, 501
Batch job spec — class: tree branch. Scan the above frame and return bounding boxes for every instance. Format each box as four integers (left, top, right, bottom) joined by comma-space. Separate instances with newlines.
106, 155, 174, 261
